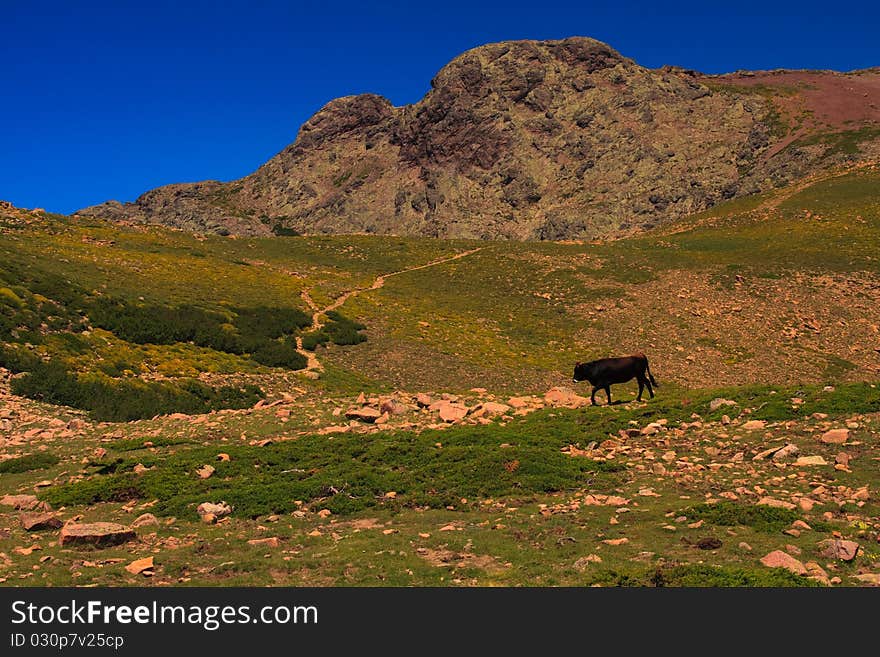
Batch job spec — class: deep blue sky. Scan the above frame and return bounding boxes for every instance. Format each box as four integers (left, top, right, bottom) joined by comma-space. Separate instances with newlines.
2, 1, 878, 214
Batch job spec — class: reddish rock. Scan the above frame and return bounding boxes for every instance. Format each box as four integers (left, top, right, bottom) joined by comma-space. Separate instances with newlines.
794, 455, 828, 466
415, 393, 434, 408
380, 399, 408, 415
345, 406, 382, 423
125, 556, 154, 576
757, 497, 796, 510
818, 539, 860, 562
438, 402, 469, 423
59, 523, 136, 547
131, 513, 159, 528
741, 420, 766, 431
197, 502, 232, 523
248, 537, 281, 548
470, 402, 511, 418
0, 494, 47, 511
20, 512, 62, 531
544, 387, 590, 408
760, 550, 807, 575
820, 428, 849, 444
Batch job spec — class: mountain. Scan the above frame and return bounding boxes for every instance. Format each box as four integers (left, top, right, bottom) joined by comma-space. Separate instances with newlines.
77, 37, 880, 240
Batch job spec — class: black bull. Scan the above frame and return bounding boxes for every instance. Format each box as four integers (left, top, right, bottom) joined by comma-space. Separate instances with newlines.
572, 354, 658, 405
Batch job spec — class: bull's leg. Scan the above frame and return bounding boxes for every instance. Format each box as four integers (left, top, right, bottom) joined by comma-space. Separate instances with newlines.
590, 387, 598, 406
637, 377, 644, 402
604, 385, 612, 405
645, 378, 655, 399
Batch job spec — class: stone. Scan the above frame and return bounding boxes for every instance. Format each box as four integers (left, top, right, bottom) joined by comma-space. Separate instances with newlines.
0, 494, 46, 511
471, 401, 511, 417
760, 550, 806, 575
835, 452, 851, 466
709, 398, 737, 411
125, 556, 154, 576
853, 573, 880, 585
820, 428, 849, 444
438, 402, 469, 423
197, 502, 232, 523
20, 512, 62, 531
131, 513, 159, 528
248, 537, 281, 548
818, 539, 860, 562
544, 387, 590, 408
59, 523, 136, 547
573, 554, 602, 570
772, 444, 800, 460
380, 399, 408, 416
741, 420, 766, 430
415, 393, 433, 408
794, 455, 828, 466
344, 406, 382, 423
757, 497, 796, 510
196, 464, 215, 479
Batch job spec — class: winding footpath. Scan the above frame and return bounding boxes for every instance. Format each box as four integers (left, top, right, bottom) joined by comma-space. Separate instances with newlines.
295, 247, 484, 372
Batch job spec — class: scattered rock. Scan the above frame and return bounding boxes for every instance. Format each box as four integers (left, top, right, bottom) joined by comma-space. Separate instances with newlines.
760, 550, 806, 575
820, 428, 849, 444
0, 494, 47, 511
131, 513, 159, 528
125, 556, 154, 576
573, 554, 602, 570
853, 573, 880, 585
741, 420, 766, 431
818, 539, 860, 562
544, 387, 590, 408
59, 523, 136, 548
196, 464, 215, 479
345, 406, 382, 423
197, 502, 232, 523
438, 402, 469, 423
709, 398, 737, 411
602, 538, 629, 546
415, 393, 433, 408
248, 537, 281, 548
20, 512, 62, 531
471, 401, 511, 417
794, 455, 828, 466
757, 497, 796, 510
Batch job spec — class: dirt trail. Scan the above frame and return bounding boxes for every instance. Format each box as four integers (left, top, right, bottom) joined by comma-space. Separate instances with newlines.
295, 247, 484, 371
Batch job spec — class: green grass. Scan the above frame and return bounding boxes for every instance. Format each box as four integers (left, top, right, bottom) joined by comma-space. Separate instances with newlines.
43, 409, 625, 518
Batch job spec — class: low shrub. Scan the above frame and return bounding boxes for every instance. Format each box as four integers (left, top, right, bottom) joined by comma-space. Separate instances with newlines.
0, 452, 60, 473
10, 359, 263, 421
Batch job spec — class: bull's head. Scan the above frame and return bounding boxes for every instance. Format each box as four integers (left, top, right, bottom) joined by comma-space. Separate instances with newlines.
572, 361, 591, 384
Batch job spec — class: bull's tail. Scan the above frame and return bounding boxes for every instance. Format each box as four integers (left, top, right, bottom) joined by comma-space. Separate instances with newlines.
646, 358, 659, 387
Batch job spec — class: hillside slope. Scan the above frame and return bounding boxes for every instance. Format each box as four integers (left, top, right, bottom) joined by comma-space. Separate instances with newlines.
77, 38, 880, 239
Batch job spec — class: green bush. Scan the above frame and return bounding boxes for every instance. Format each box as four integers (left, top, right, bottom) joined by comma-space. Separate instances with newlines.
688, 502, 801, 533
0, 452, 60, 474
322, 310, 367, 346
0, 344, 41, 373
232, 306, 311, 340
10, 359, 263, 421
249, 339, 307, 370
300, 331, 330, 351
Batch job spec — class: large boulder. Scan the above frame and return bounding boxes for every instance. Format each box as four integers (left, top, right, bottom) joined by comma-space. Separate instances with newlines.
59, 523, 136, 547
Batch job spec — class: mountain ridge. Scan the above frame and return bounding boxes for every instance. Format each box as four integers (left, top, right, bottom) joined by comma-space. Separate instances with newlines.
77, 37, 880, 239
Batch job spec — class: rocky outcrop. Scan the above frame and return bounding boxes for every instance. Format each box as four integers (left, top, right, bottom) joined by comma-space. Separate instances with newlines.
76, 37, 880, 240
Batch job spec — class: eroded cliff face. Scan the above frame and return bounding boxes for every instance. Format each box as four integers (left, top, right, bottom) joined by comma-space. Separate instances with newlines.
78, 37, 880, 239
